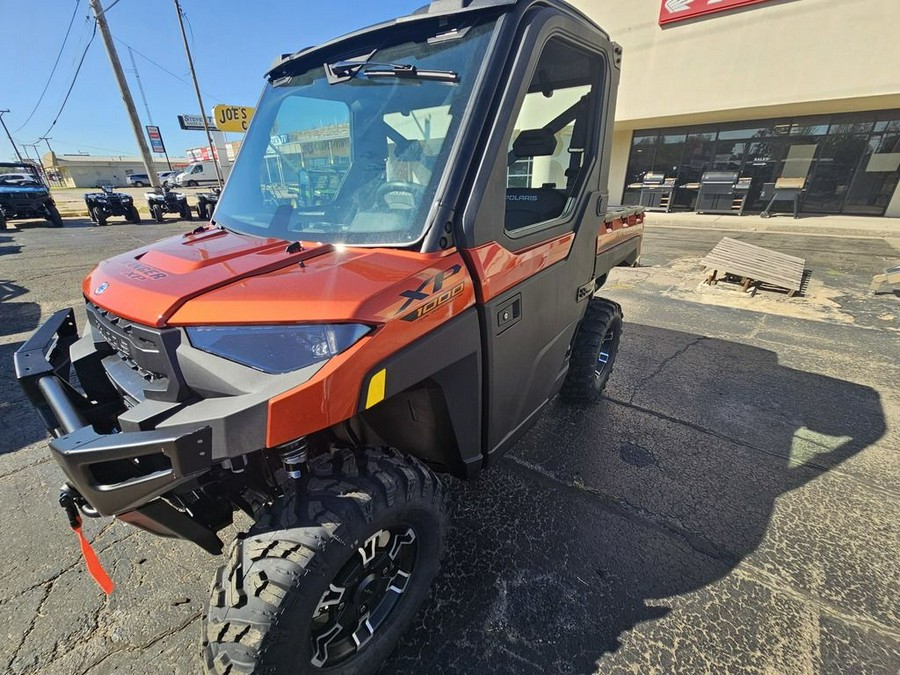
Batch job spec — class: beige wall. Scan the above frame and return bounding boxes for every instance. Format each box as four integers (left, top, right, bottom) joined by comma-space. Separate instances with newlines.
572, 0, 900, 126
569, 0, 900, 215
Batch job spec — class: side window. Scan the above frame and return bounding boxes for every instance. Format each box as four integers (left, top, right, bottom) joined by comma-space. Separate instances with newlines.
505, 38, 603, 232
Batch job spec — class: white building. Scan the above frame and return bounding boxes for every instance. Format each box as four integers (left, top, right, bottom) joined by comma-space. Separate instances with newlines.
571, 0, 900, 217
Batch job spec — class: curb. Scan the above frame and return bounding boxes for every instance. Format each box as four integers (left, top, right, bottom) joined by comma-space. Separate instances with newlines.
645, 219, 896, 240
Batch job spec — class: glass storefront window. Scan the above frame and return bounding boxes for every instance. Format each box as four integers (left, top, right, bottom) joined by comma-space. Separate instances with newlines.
622, 110, 900, 215
653, 133, 686, 177
712, 141, 745, 171
717, 126, 767, 141
843, 132, 900, 214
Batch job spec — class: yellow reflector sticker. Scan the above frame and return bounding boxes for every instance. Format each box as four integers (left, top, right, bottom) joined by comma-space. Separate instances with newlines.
365, 369, 386, 409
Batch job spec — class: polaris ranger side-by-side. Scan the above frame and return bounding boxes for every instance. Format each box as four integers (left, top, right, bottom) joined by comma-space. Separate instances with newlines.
14, 1, 643, 672
0, 163, 63, 228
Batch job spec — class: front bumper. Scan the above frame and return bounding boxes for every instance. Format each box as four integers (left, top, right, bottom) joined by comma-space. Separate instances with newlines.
14, 309, 213, 517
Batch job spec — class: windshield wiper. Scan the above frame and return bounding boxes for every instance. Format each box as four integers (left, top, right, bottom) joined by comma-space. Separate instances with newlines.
329, 60, 459, 84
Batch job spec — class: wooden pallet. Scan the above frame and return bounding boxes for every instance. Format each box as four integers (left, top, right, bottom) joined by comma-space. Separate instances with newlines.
871, 265, 900, 294
701, 237, 805, 296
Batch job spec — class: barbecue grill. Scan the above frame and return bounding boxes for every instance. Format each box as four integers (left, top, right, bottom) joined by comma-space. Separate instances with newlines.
638, 172, 677, 212
695, 171, 752, 215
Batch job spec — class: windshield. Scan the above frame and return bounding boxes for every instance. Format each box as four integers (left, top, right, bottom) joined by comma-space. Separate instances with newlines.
213, 20, 496, 246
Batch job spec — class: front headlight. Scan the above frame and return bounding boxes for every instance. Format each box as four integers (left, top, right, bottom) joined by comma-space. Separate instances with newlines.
185, 324, 371, 374
121, 196, 132, 202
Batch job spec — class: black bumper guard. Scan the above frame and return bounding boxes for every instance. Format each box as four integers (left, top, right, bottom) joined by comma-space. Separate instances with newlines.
14, 310, 217, 547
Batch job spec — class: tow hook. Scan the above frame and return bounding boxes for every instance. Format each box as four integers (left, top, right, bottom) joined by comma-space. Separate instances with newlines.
59, 487, 82, 529
59, 485, 115, 595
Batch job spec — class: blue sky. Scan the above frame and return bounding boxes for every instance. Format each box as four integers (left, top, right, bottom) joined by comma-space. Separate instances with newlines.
2, 0, 422, 161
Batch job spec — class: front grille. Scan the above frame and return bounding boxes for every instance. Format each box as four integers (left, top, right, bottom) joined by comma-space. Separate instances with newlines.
86, 302, 190, 402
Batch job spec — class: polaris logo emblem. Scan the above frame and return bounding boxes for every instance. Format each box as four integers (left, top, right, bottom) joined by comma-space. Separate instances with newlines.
506, 194, 539, 202
95, 282, 109, 295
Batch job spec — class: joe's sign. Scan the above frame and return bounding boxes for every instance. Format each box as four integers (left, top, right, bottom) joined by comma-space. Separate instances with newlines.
659, 0, 772, 25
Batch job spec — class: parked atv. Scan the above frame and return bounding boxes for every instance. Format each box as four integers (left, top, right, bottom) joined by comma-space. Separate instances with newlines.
14, 2, 644, 673
0, 163, 63, 228
195, 188, 220, 220
84, 186, 141, 226
146, 187, 192, 222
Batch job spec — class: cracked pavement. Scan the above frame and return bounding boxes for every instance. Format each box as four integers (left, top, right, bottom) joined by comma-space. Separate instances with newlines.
1, 218, 898, 673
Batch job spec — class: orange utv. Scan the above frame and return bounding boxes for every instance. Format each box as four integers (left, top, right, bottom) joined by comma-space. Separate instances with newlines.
15, 0, 643, 672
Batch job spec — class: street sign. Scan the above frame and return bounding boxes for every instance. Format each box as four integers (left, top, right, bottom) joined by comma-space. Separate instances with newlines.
213, 105, 255, 132
146, 125, 166, 153
659, 0, 772, 25
177, 114, 217, 131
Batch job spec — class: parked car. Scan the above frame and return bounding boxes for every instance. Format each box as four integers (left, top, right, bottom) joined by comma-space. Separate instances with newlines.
127, 173, 150, 187
157, 170, 181, 187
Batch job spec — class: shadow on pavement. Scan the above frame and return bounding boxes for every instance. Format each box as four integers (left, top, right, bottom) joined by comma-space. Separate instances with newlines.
0, 234, 20, 256
1, 281, 46, 453
384, 323, 887, 673
0, 280, 40, 338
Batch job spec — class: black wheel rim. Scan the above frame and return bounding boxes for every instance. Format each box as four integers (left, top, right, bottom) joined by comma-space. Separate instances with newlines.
310, 525, 418, 668
595, 324, 618, 379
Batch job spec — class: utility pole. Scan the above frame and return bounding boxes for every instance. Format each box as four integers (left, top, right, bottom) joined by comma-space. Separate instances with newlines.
0, 110, 24, 162
24, 144, 49, 185
128, 47, 154, 126
88, 0, 161, 189
39, 137, 58, 185
173, 0, 223, 188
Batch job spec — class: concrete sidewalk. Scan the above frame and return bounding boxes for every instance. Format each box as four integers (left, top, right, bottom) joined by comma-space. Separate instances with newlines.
643, 210, 898, 240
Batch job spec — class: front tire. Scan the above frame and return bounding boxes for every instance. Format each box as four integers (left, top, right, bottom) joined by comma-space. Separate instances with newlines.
128, 205, 142, 224
203, 447, 446, 675
559, 297, 623, 404
151, 204, 164, 223
91, 206, 107, 227
188, 179, 198, 187
46, 203, 64, 228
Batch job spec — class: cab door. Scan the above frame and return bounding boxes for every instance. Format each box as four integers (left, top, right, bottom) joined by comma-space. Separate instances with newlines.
459, 11, 617, 461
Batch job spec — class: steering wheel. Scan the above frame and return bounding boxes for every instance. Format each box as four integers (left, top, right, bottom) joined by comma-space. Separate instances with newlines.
374, 181, 425, 210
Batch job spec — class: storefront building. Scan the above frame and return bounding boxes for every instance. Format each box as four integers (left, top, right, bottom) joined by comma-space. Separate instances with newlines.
569, 0, 900, 217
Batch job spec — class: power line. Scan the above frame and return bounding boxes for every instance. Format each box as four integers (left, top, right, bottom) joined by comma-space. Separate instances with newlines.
14, 0, 83, 133
112, 36, 224, 102
38, 19, 98, 139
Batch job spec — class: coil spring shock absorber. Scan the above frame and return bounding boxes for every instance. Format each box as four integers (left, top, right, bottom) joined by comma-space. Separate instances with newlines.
279, 437, 308, 479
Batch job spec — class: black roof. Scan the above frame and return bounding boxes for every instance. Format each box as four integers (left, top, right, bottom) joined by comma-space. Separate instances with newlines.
267, 0, 606, 80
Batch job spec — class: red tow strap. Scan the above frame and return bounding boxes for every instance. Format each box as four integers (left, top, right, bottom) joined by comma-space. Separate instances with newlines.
60, 492, 114, 595
72, 522, 115, 595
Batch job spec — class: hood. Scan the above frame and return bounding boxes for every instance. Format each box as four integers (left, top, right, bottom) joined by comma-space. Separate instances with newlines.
84, 229, 448, 327
0, 185, 48, 196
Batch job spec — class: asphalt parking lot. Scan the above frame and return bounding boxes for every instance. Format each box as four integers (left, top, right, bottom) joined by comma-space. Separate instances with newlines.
1, 215, 898, 674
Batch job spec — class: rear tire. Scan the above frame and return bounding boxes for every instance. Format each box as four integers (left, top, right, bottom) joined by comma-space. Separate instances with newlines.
202, 447, 446, 675
181, 204, 193, 221
559, 297, 623, 404
133, 181, 145, 187
128, 205, 142, 224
